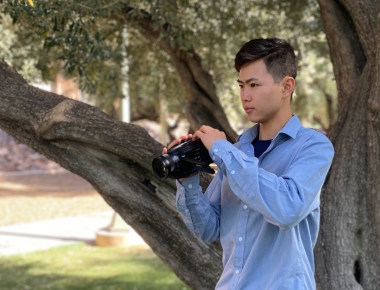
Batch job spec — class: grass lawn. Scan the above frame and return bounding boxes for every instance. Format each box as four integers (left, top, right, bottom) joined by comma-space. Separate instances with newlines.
0, 243, 191, 290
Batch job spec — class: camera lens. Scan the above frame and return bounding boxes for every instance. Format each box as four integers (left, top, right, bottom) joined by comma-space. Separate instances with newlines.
152, 157, 168, 178
152, 154, 178, 179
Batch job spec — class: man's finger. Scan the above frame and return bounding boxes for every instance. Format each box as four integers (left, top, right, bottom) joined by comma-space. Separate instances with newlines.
199, 125, 211, 133
166, 134, 193, 150
193, 130, 204, 139
192, 135, 200, 141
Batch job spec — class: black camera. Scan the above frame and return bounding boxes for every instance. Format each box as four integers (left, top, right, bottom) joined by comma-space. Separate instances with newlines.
152, 139, 215, 179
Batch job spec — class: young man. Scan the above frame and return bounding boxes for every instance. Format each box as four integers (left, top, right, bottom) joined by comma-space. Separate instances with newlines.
166, 38, 334, 289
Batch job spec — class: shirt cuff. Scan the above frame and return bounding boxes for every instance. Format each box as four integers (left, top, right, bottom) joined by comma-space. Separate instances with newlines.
176, 174, 200, 196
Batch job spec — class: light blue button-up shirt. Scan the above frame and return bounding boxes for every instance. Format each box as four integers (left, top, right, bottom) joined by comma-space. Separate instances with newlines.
176, 115, 334, 290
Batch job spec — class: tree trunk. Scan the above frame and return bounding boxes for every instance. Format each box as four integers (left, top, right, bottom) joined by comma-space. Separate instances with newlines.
315, 0, 380, 289
119, 7, 238, 142
0, 59, 222, 290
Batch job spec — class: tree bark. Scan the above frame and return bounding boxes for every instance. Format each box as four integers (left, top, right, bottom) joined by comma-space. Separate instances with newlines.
0, 59, 222, 290
315, 0, 380, 289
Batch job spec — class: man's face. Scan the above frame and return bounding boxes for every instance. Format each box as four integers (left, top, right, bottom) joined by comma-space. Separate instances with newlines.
237, 59, 285, 124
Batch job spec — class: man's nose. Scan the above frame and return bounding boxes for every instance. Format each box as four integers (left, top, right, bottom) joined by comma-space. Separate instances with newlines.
240, 89, 251, 102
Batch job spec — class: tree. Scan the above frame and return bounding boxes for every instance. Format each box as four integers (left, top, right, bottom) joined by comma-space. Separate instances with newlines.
315, 1, 380, 289
1, 1, 379, 289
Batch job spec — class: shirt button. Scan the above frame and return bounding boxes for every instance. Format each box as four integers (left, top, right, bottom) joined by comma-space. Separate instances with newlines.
213, 148, 219, 153
185, 209, 189, 213
188, 184, 192, 189
231, 170, 235, 174
238, 237, 243, 242
235, 270, 240, 274
243, 205, 247, 209
212, 156, 215, 160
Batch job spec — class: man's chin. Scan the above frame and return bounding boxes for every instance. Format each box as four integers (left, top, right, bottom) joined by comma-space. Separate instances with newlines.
248, 115, 263, 124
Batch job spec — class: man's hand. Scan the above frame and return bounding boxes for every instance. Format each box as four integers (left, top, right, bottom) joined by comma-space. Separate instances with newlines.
162, 134, 193, 154
162, 134, 193, 183
193, 125, 227, 150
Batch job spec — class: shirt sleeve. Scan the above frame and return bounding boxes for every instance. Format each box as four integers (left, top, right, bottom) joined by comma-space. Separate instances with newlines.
176, 171, 223, 242
210, 135, 334, 230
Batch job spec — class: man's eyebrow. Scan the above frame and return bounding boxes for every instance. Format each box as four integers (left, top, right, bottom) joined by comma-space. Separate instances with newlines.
236, 78, 259, 84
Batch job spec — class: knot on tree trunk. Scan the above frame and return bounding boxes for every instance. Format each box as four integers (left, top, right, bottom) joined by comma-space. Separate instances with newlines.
33, 99, 77, 139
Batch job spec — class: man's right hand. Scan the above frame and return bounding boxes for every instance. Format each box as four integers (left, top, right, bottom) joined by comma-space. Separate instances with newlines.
162, 134, 193, 154
162, 134, 194, 183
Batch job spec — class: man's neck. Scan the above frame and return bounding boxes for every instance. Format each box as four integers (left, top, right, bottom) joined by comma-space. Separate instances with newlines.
258, 112, 292, 140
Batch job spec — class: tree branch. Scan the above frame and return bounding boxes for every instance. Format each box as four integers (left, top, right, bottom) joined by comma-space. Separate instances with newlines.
339, 0, 379, 58
117, 6, 238, 142
317, 0, 366, 112
0, 59, 223, 289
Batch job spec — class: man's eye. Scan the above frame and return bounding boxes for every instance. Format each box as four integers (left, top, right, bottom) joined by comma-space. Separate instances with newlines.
238, 84, 243, 89
250, 83, 258, 88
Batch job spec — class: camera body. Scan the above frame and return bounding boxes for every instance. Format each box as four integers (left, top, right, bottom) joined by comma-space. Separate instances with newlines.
152, 139, 215, 179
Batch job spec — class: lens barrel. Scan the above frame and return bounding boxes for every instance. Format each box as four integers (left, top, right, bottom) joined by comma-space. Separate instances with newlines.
152, 154, 177, 179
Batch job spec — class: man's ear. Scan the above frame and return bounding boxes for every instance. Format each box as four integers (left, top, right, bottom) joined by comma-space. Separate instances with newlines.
281, 76, 295, 99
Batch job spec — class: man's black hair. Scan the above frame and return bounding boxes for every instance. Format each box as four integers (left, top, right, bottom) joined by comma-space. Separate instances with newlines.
235, 38, 297, 83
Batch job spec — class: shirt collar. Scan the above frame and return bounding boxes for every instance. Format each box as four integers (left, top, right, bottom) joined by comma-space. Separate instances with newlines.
239, 114, 302, 144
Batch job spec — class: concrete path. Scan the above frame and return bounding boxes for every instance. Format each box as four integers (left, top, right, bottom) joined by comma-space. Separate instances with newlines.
0, 211, 146, 257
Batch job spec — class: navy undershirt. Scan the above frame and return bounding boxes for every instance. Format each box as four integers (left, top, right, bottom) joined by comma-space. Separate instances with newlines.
252, 138, 272, 158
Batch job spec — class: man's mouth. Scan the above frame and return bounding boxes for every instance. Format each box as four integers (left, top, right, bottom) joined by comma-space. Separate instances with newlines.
244, 107, 254, 113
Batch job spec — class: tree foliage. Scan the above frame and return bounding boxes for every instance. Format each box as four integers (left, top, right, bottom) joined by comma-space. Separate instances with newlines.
0, 13, 42, 82
1, 0, 336, 133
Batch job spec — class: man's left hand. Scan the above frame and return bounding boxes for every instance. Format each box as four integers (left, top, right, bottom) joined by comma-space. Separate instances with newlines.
193, 126, 227, 150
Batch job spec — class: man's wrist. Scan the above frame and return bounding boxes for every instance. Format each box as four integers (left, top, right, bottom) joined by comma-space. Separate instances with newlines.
177, 172, 198, 184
